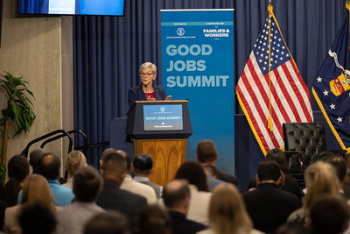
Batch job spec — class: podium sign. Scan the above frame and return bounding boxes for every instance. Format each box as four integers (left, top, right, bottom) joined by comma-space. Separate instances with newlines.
126, 100, 192, 139
143, 104, 183, 131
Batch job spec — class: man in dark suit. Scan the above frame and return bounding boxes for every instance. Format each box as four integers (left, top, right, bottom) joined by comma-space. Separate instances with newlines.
163, 180, 206, 234
242, 161, 301, 233
97, 152, 147, 231
196, 140, 237, 185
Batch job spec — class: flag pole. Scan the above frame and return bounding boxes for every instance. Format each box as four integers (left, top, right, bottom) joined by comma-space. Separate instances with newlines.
267, 1, 273, 132
347, 0, 350, 51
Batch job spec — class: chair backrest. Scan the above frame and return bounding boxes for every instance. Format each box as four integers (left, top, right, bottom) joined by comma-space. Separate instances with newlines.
283, 122, 327, 168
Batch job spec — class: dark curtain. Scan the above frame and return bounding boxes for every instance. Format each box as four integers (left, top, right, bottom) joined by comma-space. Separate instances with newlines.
18, 0, 41, 13
73, 0, 348, 173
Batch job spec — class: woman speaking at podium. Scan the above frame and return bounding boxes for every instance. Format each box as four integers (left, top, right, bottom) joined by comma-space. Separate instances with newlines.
128, 62, 171, 108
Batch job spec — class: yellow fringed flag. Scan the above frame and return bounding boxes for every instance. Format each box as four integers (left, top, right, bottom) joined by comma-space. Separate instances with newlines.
236, 5, 313, 155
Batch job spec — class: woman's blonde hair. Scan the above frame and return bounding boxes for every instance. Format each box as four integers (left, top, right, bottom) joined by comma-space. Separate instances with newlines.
65, 150, 87, 177
209, 184, 253, 234
139, 62, 157, 75
21, 174, 53, 207
303, 161, 339, 209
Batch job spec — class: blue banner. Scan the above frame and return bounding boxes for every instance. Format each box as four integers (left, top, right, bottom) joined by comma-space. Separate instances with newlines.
161, 9, 235, 174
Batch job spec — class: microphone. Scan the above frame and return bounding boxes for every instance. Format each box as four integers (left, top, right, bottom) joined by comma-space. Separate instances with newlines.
145, 85, 148, 100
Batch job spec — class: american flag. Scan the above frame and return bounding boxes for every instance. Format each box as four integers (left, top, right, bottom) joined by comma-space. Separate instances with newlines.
236, 14, 313, 155
312, 10, 350, 152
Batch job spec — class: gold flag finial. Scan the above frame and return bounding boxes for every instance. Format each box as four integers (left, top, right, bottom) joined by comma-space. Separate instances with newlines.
346, 0, 350, 11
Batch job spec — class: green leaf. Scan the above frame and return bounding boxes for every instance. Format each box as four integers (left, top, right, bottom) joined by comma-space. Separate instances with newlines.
0, 72, 36, 138
0, 163, 6, 183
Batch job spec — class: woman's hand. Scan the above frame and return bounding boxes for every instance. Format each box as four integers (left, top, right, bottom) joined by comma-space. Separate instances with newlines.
146, 97, 156, 101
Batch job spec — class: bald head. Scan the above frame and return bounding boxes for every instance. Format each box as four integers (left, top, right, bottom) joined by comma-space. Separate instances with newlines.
116, 150, 132, 172
38, 153, 60, 180
163, 179, 190, 210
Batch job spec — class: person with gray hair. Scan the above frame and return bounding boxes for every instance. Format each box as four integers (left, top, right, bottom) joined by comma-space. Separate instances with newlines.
56, 166, 105, 234
128, 62, 171, 107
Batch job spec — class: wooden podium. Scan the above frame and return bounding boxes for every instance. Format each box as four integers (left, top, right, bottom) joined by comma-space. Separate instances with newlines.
126, 100, 192, 186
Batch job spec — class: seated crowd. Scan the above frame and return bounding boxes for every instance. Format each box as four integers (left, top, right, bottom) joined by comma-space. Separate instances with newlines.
0, 139, 349, 234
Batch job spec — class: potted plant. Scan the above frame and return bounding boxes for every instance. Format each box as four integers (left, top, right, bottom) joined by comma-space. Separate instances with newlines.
0, 72, 36, 182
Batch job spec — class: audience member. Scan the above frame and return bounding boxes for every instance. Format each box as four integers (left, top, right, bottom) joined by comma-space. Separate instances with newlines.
99, 148, 118, 168
326, 156, 350, 199
136, 205, 171, 234
29, 148, 46, 174
202, 164, 227, 191
163, 179, 207, 234
56, 166, 105, 234
5, 155, 29, 207
174, 161, 211, 225
308, 195, 350, 234
97, 152, 147, 231
28, 148, 67, 184
133, 154, 163, 199
287, 161, 339, 226
4, 174, 55, 234
17, 153, 74, 207
18, 203, 56, 234
196, 140, 237, 185
63, 150, 87, 189
84, 211, 129, 234
118, 150, 157, 204
198, 183, 263, 234
242, 161, 301, 233
247, 148, 302, 201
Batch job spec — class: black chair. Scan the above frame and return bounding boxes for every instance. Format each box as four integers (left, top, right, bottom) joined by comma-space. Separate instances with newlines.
283, 122, 345, 173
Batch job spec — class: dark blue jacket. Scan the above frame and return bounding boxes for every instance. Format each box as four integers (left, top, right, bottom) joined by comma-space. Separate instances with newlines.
128, 83, 166, 108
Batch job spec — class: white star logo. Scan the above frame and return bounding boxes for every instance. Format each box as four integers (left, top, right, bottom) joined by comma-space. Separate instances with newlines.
316, 77, 322, 82
323, 90, 329, 96
337, 117, 343, 122
330, 104, 336, 109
